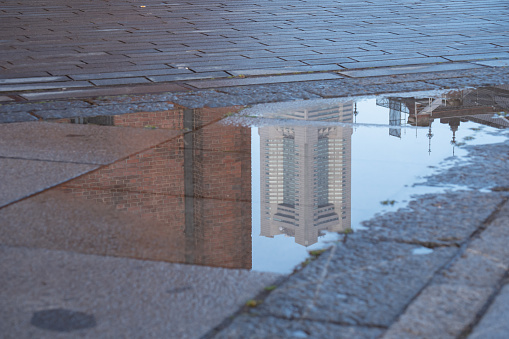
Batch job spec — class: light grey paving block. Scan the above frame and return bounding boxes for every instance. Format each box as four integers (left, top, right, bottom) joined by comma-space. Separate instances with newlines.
228, 65, 343, 76
0, 245, 280, 339
0, 121, 180, 165
0, 158, 98, 207
148, 71, 229, 82
338, 63, 483, 78
474, 59, 509, 67
0, 76, 68, 84
0, 95, 14, 102
338, 57, 449, 69
362, 191, 505, 246
216, 315, 383, 339
185, 73, 342, 89
469, 284, 509, 339
383, 284, 492, 339
90, 77, 151, 86
19, 83, 189, 101
0, 81, 93, 92
0, 112, 37, 123
253, 238, 457, 327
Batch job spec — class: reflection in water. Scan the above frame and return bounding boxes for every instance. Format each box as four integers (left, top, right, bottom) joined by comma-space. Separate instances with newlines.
57, 107, 253, 269
259, 102, 353, 246
377, 85, 509, 153
24, 85, 509, 272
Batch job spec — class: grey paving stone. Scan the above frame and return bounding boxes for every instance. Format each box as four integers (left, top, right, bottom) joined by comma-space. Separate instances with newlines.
148, 71, 230, 82
338, 57, 449, 69
228, 65, 343, 76
0, 76, 68, 84
90, 77, 151, 86
469, 284, 509, 339
361, 191, 505, 246
0, 158, 98, 207
383, 284, 492, 339
185, 73, 342, 89
0, 81, 93, 93
0, 245, 279, 339
215, 315, 383, 339
474, 59, 509, 67
0, 95, 14, 102
338, 63, 483, 78
19, 83, 189, 101
252, 239, 456, 327
0, 112, 38, 123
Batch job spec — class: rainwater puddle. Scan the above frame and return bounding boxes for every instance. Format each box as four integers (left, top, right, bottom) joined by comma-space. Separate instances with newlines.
5, 86, 509, 274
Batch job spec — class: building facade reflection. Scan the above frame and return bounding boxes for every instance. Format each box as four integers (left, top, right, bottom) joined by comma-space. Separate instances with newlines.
57, 106, 252, 269
259, 102, 353, 246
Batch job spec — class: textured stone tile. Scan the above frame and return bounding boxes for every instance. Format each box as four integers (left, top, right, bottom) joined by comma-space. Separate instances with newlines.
338, 63, 483, 78
216, 315, 383, 339
474, 59, 509, 67
0, 245, 279, 339
382, 284, 492, 339
362, 191, 505, 246
253, 239, 456, 327
20, 83, 189, 101
0, 81, 93, 92
469, 284, 509, 339
185, 73, 342, 89
90, 77, 151, 86
0, 158, 98, 207
0, 95, 15, 102
0, 76, 68, 84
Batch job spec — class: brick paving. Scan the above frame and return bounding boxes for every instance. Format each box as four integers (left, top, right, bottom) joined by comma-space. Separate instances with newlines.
1, 0, 508, 96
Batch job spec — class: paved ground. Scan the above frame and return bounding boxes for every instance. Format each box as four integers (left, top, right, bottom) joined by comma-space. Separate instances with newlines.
2, 0, 509, 338
1, 0, 509, 100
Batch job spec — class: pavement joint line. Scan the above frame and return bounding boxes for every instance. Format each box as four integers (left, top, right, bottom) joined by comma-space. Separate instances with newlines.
458, 269, 509, 339
384, 197, 509, 335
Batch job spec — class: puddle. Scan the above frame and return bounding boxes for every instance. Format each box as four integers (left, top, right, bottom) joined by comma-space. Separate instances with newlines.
2, 85, 509, 274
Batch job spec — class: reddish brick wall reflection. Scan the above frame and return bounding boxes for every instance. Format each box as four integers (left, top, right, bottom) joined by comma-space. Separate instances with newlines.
60, 107, 252, 269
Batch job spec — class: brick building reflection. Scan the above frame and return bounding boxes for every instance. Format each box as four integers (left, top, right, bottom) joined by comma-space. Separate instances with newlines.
58, 106, 252, 269
377, 85, 509, 149
259, 102, 353, 246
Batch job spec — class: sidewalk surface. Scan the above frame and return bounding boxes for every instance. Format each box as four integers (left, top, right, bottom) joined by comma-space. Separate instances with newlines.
1, 0, 509, 338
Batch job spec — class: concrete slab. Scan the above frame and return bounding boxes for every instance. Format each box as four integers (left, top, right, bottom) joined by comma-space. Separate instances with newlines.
382, 284, 492, 339
0, 121, 181, 165
0, 95, 14, 102
19, 83, 189, 101
215, 315, 383, 339
0, 245, 279, 338
0, 158, 98, 207
469, 284, 509, 339
338, 63, 483, 78
251, 239, 456, 327
474, 59, 509, 67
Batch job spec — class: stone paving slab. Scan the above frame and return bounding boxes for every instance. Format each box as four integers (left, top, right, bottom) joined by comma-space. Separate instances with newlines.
0, 245, 280, 339
338, 63, 483, 78
185, 73, 343, 89
249, 239, 457, 327
469, 284, 509, 339
1, 0, 507, 95
214, 315, 383, 339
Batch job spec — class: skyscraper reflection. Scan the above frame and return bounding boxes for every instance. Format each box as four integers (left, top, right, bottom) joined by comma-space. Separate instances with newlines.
259, 102, 354, 246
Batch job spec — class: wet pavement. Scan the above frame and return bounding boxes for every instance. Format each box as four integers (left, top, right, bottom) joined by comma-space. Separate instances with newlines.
2, 0, 509, 337
1, 83, 509, 338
